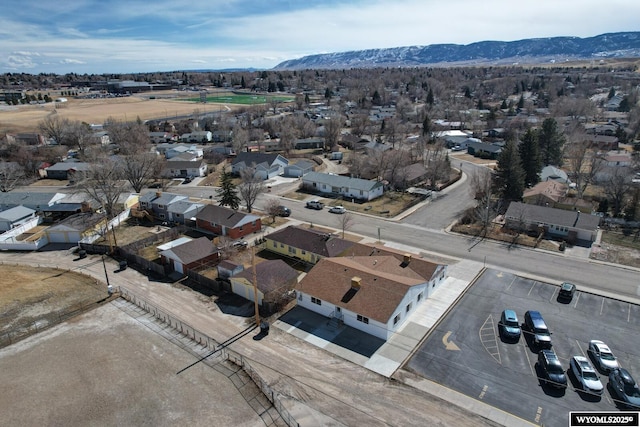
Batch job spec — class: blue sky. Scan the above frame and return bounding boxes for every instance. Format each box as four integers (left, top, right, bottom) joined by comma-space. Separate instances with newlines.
2, 0, 639, 74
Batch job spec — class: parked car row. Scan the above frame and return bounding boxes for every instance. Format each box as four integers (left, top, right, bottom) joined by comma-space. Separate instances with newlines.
499, 308, 639, 408
305, 200, 347, 214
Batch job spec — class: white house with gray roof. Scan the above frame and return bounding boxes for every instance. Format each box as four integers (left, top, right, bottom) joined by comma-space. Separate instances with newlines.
302, 172, 384, 201
138, 192, 188, 220
0, 192, 66, 211
167, 201, 204, 224
504, 201, 600, 244
0, 206, 37, 231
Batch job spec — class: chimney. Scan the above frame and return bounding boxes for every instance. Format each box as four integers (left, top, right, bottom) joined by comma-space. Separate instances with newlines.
351, 276, 361, 290
403, 253, 412, 264
155, 191, 162, 198
573, 210, 581, 227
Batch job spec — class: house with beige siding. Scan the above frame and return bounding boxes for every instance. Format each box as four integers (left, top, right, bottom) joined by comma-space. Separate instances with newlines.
265, 225, 355, 264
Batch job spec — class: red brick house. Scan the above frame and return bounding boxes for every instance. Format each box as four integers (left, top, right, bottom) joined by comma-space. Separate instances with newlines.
194, 205, 262, 240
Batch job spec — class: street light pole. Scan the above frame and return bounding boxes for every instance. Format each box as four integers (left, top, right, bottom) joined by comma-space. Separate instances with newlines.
102, 254, 113, 295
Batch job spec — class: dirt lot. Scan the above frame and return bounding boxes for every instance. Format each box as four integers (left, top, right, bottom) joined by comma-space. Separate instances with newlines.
0, 265, 106, 337
0, 92, 241, 134
0, 303, 264, 427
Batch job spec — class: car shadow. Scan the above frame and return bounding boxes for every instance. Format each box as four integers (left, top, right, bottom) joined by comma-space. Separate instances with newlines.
521, 327, 540, 353
567, 369, 603, 402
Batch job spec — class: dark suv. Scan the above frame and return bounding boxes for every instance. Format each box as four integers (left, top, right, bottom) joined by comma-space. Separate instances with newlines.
558, 282, 577, 302
538, 349, 567, 388
524, 310, 552, 349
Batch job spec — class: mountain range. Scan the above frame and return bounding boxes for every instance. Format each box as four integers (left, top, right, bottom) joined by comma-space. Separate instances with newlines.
273, 32, 640, 70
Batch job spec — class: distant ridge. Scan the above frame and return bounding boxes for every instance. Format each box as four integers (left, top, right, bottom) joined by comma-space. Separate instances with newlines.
273, 32, 640, 70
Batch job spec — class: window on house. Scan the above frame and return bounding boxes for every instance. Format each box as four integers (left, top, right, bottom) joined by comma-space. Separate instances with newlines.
301, 250, 306, 255
210, 222, 216, 227
288, 246, 296, 254
298, 293, 302, 301
159, 214, 165, 219
239, 225, 243, 231
252, 221, 257, 227
406, 303, 412, 313
311, 297, 321, 305
357, 315, 369, 324
158, 205, 165, 209
393, 314, 401, 325
417, 292, 423, 301
280, 243, 284, 248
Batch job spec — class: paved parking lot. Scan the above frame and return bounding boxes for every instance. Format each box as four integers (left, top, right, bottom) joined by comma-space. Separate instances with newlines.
405, 268, 640, 427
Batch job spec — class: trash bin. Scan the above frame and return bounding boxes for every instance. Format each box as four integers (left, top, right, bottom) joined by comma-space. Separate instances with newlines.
119, 260, 127, 271
260, 321, 270, 335
78, 250, 87, 259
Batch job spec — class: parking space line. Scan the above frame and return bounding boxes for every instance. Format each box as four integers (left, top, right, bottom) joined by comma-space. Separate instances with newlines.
506, 276, 516, 291
600, 297, 605, 315
629, 304, 632, 323
575, 340, 586, 358
479, 315, 501, 365
549, 287, 557, 302
527, 281, 537, 296
573, 292, 581, 308
521, 340, 535, 376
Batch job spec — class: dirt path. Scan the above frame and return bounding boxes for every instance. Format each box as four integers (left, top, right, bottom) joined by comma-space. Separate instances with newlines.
1, 250, 499, 426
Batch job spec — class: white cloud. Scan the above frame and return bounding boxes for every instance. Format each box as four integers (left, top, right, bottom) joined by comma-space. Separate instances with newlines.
1, 0, 640, 73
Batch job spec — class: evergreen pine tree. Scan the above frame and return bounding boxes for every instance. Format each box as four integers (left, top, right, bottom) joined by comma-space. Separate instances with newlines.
518, 128, 541, 187
217, 170, 240, 210
426, 88, 434, 106
494, 140, 525, 202
538, 118, 565, 166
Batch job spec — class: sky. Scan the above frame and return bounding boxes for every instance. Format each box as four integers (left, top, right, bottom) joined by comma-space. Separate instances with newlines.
2, 0, 639, 75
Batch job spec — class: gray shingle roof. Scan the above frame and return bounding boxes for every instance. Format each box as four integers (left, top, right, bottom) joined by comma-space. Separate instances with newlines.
160, 236, 217, 265
505, 202, 600, 230
303, 172, 383, 192
266, 225, 355, 257
232, 259, 298, 294
195, 204, 260, 228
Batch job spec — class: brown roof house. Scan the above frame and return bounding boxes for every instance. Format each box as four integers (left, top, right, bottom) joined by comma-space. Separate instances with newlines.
296, 253, 447, 340
230, 260, 299, 312
523, 181, 593, 212
265, 225, 355, 265
159, 236, 219, 274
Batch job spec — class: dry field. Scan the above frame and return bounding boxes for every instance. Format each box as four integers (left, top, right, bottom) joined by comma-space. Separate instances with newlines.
0, 265, 106, 337
0, 91, 241, 134
0, 302, 265, 427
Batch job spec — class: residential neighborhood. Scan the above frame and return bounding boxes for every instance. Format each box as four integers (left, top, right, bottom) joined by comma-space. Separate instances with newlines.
1, 59, 640, 427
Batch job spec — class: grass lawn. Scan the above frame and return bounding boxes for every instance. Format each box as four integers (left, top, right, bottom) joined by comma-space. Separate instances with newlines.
601, 230, 640, 250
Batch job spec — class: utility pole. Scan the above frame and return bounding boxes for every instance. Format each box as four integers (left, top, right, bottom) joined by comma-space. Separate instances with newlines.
252, 246, 260, 328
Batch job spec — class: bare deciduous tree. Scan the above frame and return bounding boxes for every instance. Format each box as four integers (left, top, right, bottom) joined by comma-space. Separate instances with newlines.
121, 152, 166, 193
469, 167, 500, 235
337, 212, 354, 239
76, 157, 129, 219
323, 113, 343, 151
604, 168, 633, 217
424, 142, 451, 190
0, 161, 25, 192
105, 119, 150, 155
38, 115, 72, 147
238, 166, 265, 213
565, 142, 603, 199
232, 124, 249, 154
264, 198, 283, 223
